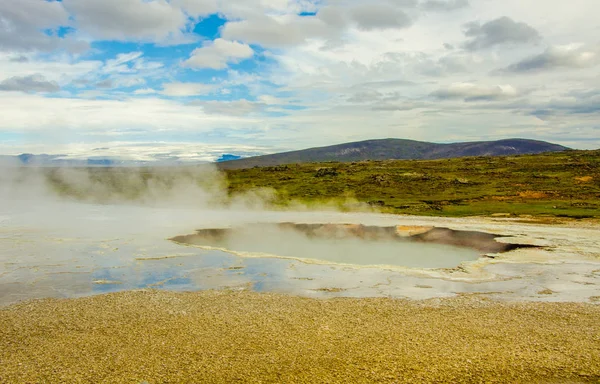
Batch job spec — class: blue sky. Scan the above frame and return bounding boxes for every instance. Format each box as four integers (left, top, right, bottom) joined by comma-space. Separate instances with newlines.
0, 0, 599, 161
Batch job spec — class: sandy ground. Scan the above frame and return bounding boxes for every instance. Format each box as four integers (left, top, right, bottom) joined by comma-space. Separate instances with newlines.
1, 289, 600, 383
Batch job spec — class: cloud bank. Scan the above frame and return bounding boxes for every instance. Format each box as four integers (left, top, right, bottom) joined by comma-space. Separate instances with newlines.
0, 0, 599, 157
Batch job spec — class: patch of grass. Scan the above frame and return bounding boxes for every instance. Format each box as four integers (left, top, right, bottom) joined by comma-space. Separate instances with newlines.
225, 150, 600, 218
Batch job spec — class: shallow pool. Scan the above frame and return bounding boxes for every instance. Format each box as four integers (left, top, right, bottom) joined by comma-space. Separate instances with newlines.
170, 224, 482, 269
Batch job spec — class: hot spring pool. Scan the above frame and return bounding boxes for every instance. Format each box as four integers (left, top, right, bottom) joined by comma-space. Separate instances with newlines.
169, 223, 495, 269
5, 203, 573, 306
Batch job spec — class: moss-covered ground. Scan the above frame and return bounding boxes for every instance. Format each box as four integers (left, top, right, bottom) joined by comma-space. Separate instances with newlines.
225, 150, 600, 218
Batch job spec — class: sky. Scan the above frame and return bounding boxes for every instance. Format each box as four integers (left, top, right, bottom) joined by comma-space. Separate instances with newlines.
0, 0, 599, 162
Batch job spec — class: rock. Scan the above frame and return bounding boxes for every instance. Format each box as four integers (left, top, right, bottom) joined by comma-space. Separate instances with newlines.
396, 226, 433, 237
369, 174, 392, 186
263, 165, 290, 172
537, 289, 555, 295
315, 168, 339, 177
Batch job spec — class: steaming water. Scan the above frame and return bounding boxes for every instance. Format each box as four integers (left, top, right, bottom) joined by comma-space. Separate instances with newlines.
1, 200, 599, 306
175, 225, 481, 269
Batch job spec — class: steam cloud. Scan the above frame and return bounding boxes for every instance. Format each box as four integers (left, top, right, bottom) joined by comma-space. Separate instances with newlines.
0, 164, 374, 213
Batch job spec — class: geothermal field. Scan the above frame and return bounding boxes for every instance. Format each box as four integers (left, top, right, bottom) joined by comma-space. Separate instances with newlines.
3, 0, 600, 381
1, 165, 600, 382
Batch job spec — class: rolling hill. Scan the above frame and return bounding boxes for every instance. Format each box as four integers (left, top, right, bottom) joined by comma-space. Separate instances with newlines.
216, 138, 569, 169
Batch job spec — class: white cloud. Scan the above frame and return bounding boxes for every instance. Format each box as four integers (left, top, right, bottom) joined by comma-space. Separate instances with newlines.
420, 0, 469, 12
0, 92, 259, 134
431, 82, 520, 101
116, 77, 146, 88
0, 0, 68, 32
95, 77, 146, 89
349, 4, 412, 31
462, 16, 540, 51
502, 45, 599, 73
133, 88, 158, 95
258, 95, 283, 105
2, 0, 600, 153
173, 0, 219, 17
219, 1, 417, 48
0, 53, 102, 85
132, 59, 164, 71
103, 52, 144, 74
218, 0, 319, 19
192, 99, 266, 116
62, 0, 189, 42
160, 82, 215, 96
0, 0, 87, 52
221, 14, 335, 48
183, 39, 254, 70
0, 74, 60, 93
95, 79, 114, 89
0, 50, 165, 94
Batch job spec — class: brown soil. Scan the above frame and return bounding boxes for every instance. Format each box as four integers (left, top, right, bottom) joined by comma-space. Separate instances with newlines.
518, 191, 550, 199
1, 290, 599, 383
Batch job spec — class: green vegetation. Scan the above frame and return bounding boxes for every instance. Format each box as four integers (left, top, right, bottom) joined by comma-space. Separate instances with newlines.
42, 149, 600, 219
225, 150, 600, 218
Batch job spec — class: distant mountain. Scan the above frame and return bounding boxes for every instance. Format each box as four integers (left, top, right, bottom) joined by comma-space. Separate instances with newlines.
216, 154, 242, 162
0, 152, 260, 167
0, 155, 205, 167
216, 138, 570, 169
0, 140, 569, 168
0, 154, 131, 167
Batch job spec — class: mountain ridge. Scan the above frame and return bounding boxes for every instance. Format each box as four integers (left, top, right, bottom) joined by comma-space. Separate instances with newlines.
0, 138, 570, 168
216, 138, 570, 169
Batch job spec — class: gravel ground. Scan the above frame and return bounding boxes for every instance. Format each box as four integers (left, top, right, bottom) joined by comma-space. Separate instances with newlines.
1, 290, 599, 383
